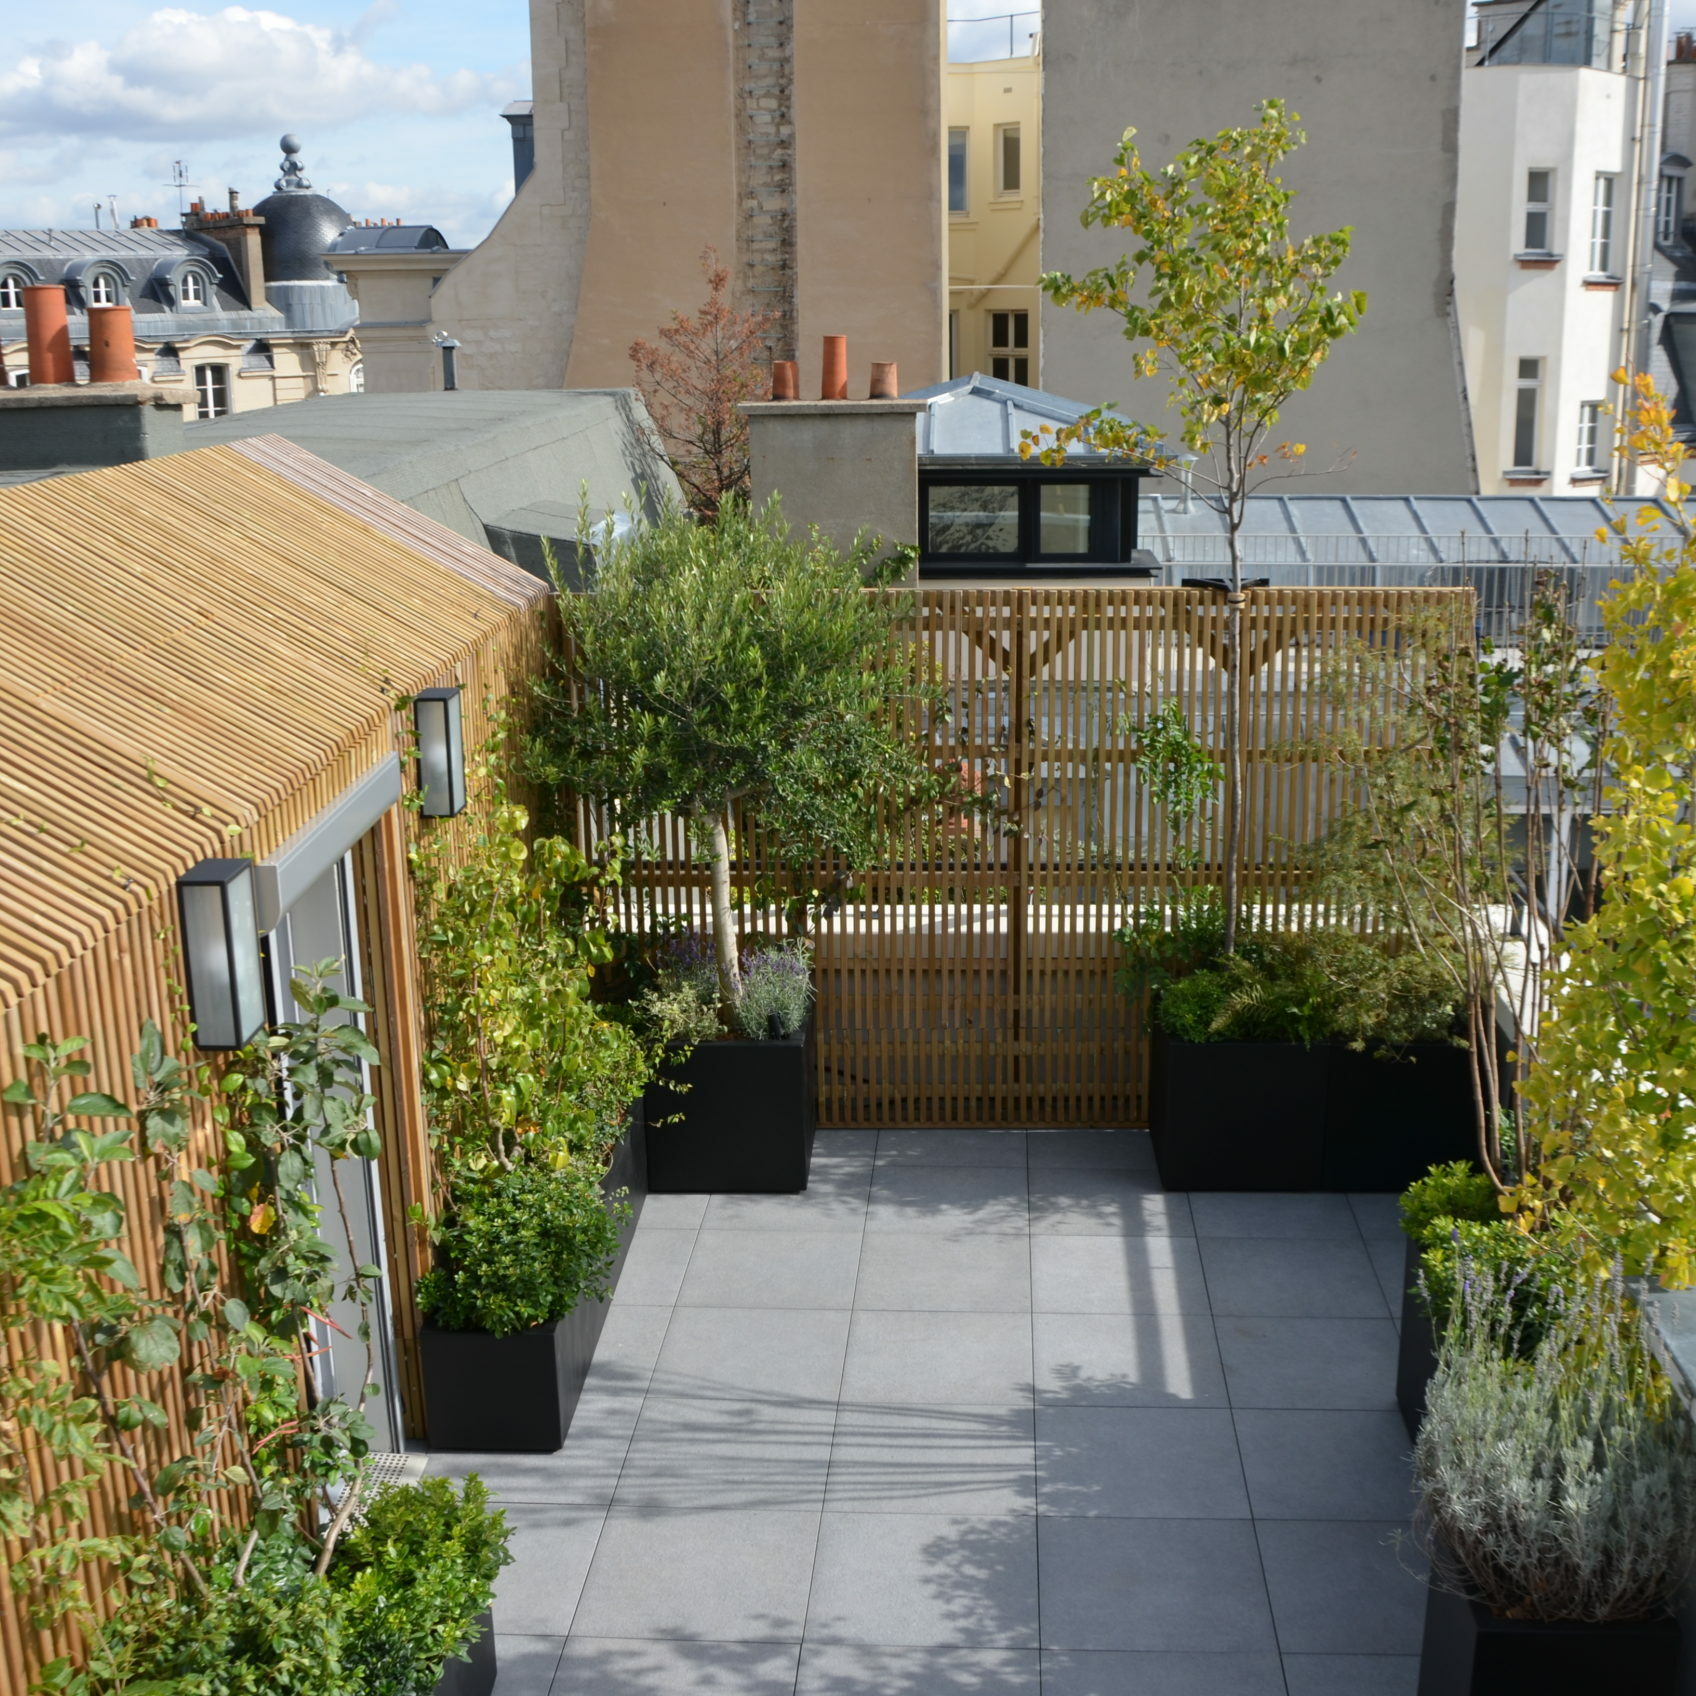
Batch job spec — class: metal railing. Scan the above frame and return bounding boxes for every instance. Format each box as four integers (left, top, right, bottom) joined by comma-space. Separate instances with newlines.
947, 9, 1040, 61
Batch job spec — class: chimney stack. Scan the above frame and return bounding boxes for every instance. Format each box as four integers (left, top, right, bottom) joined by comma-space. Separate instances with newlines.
869, 361, 899, 400
771, 359, 798, 400
22, 285, 73, 386
820, 335, 848, 401
88, 306, 140, 383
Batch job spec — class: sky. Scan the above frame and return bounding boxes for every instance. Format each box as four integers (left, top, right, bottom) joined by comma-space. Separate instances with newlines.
7, 0, 1696, 249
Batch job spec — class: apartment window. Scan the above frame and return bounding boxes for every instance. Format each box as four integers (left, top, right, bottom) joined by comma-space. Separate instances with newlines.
1589, 173, 1617, 273
87, 271, 117, 306
0, 274, 23, 310
948, 128, 969, 215
194, 363, 230, 419
1575, 400, 1606, 472
349, 359, 366, 394
995, 124, 1022, 196
1660, 172, 1685, 244
1513, 358, 1543, 468
180, 269, 206, 306
990, 310, 1029, 385
1524, 169, 1554, 251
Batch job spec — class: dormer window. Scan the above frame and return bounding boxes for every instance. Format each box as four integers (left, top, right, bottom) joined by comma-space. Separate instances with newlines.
180, 270, 206, 306
88, 271, 119, 307
0, 274, 23, 310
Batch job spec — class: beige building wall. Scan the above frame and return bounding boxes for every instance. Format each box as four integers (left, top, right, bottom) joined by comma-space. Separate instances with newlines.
337, 252, 467, 394
1041, 0, 1475, 493
946, 49, 1042, 381
428, 0, 944, 398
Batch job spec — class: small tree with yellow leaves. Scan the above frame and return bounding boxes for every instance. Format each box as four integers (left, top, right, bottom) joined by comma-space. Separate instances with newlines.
1033, 99, 1366, 949
1516, 373, 1696, 1283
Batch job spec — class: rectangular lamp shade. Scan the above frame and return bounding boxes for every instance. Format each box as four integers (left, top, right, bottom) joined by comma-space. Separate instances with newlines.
414, 685, 467, 817
176, 857, 266, 1049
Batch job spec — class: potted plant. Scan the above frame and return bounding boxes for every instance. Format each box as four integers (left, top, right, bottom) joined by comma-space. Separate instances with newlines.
1413, 1261, 1696, 1693
529, 497, 955, 1194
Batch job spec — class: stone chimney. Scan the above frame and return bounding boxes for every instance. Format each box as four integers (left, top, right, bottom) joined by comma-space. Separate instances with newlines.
183, 189, 268, 306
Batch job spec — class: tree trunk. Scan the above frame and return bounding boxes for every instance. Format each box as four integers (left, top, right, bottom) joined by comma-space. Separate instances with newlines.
707, 804, 742, 1016
1222, 529, 1245, 955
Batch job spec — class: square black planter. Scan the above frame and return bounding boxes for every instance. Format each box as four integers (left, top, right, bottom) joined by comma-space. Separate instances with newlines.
643, 1018, 816, 1194
1418, 1580, 1680, 1695
432, 1607, 496, 1696
1397, 1234, 1438, 1439
420, 1107, 647, 1453
1322, 1042, 1477, 1191
1147, 1030, 1327, 1191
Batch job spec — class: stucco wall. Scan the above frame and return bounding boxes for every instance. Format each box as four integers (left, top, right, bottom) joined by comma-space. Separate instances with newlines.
1041, 0, 1474, 494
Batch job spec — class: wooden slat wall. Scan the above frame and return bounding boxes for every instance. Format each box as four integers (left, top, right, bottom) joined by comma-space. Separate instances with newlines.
606, 585, 1469, 1128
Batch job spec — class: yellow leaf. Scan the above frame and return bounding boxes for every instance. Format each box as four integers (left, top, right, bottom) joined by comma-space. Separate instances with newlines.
249, 1201, 276, 1235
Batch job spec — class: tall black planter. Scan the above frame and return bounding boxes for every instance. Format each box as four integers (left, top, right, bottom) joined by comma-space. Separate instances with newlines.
1322, 1042, 1476, 1190
420, 1107, 647, 1453
1418, 1580, 1680, 1695
1148, 1032, 1327, 1191
644, 1018, 816, 1194
431, 1607, 497, 1696
1397, 1234, 1438, 1439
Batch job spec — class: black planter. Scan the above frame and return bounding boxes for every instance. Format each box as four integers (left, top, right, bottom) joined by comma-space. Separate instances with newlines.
1322, 1042, 1477, 1191
432, 1607, 497, 1696
1397, 1234, 1438, 1439
1148, 1031, 1327, 1191
421, 1108, 647, 1453
643, 1018, 816, 1194
1418, 1580, 1680, 1695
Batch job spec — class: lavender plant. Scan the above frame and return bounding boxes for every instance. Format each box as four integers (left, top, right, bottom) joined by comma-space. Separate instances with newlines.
1416, 1257, 1696, 1623
732, 940, 815, 1040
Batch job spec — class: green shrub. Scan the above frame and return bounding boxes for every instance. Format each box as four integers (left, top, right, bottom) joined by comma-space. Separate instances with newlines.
1417, 1261, 1696, 1622
1400, 1161, 1499, 1245
86, 1538, 346, 1696
417, 1163, 623, 1337
331, 1476, 510, 1696
1417, 1219, 1566, 1343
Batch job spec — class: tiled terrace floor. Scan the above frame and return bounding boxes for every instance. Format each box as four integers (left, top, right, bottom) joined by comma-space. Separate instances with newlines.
427, 1128, 1426, 1696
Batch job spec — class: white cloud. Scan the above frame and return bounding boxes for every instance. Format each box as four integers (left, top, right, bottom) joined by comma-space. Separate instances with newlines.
0, 7, 521, 144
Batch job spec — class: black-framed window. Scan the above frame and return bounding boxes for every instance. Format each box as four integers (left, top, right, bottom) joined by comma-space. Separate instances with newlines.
919, 466, 1144, 574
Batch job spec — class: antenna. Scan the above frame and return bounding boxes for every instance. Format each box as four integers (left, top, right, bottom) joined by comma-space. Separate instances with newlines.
93, 202, 103, 230
108, 195, 118, 229
164, 161, 199, 216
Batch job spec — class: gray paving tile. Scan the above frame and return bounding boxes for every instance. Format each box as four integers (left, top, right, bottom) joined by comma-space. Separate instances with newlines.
826, 1403, 1035, 1515
1348, 1194, 1406, 1240
876, 1129, 1029, 1167
550, 1638, 801, 1694
614, 1395, 837, 1511
1040, 1650, 1286, 1695
1025, 1130, 1156, 1171
866, 1165, 1029, 1234
1256, 1521, 1427, 1655
853, 1232, 1031, 1313
1199, 1238, 1392, 1319
583, 1301, 675, 1394
1189, 1193, 1360, 1240
649, 1306, 851, 1404
1282, 1653, 1421, 1695
425, 1388, 641, 1506
841, 1310, 1034, 1405
489, 1504, 608, 1635
1234, 1411, 1415, 1520
635, 1192, 710, 1229
797, 1644, 1040, 1692
492, 1634, 566, 1696
677, 1229, 863, 1310
1367, 1235, 1416, 1314
815, 1130, 880, 1161
1216, 1317, 1399, 1410
570, 1506, 820, 1641
701, 1165, 872, 1233
805, 1511, 1040, 1646
1031, 1235, 1211, 1315
1036, 1407, 1249, 1519
1033, 1312, 1228, 1407
1037, 1518, 1277, 1652
610, 1228, 699, 1306
1027, 1170, 1194, 1237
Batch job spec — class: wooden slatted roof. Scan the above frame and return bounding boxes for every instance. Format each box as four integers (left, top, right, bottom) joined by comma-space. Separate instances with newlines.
0, 437, 551, 1007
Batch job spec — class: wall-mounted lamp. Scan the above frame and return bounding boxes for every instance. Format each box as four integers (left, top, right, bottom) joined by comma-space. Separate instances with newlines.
175, 857, 266, 1049
413, 685, 467, 817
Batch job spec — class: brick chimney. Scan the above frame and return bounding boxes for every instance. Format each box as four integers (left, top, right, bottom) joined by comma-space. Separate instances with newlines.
183, 192, 268, 305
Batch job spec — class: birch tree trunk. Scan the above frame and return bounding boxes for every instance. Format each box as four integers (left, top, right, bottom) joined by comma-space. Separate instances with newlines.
707, 803, 742, 1016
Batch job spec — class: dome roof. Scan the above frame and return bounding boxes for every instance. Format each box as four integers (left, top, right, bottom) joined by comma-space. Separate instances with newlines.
251, 136, 351, 283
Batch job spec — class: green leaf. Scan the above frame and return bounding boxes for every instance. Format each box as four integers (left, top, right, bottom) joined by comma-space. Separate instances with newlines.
64, 1092, 130, 1118
119, 1318, 180, 1373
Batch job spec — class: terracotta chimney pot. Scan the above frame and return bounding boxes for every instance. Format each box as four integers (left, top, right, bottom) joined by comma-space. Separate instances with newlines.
771, 359, 798, 400
869, 361, 899, 399
22, 285, 73, 386
88, 305, 140, 383
820, 335, 848, 401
